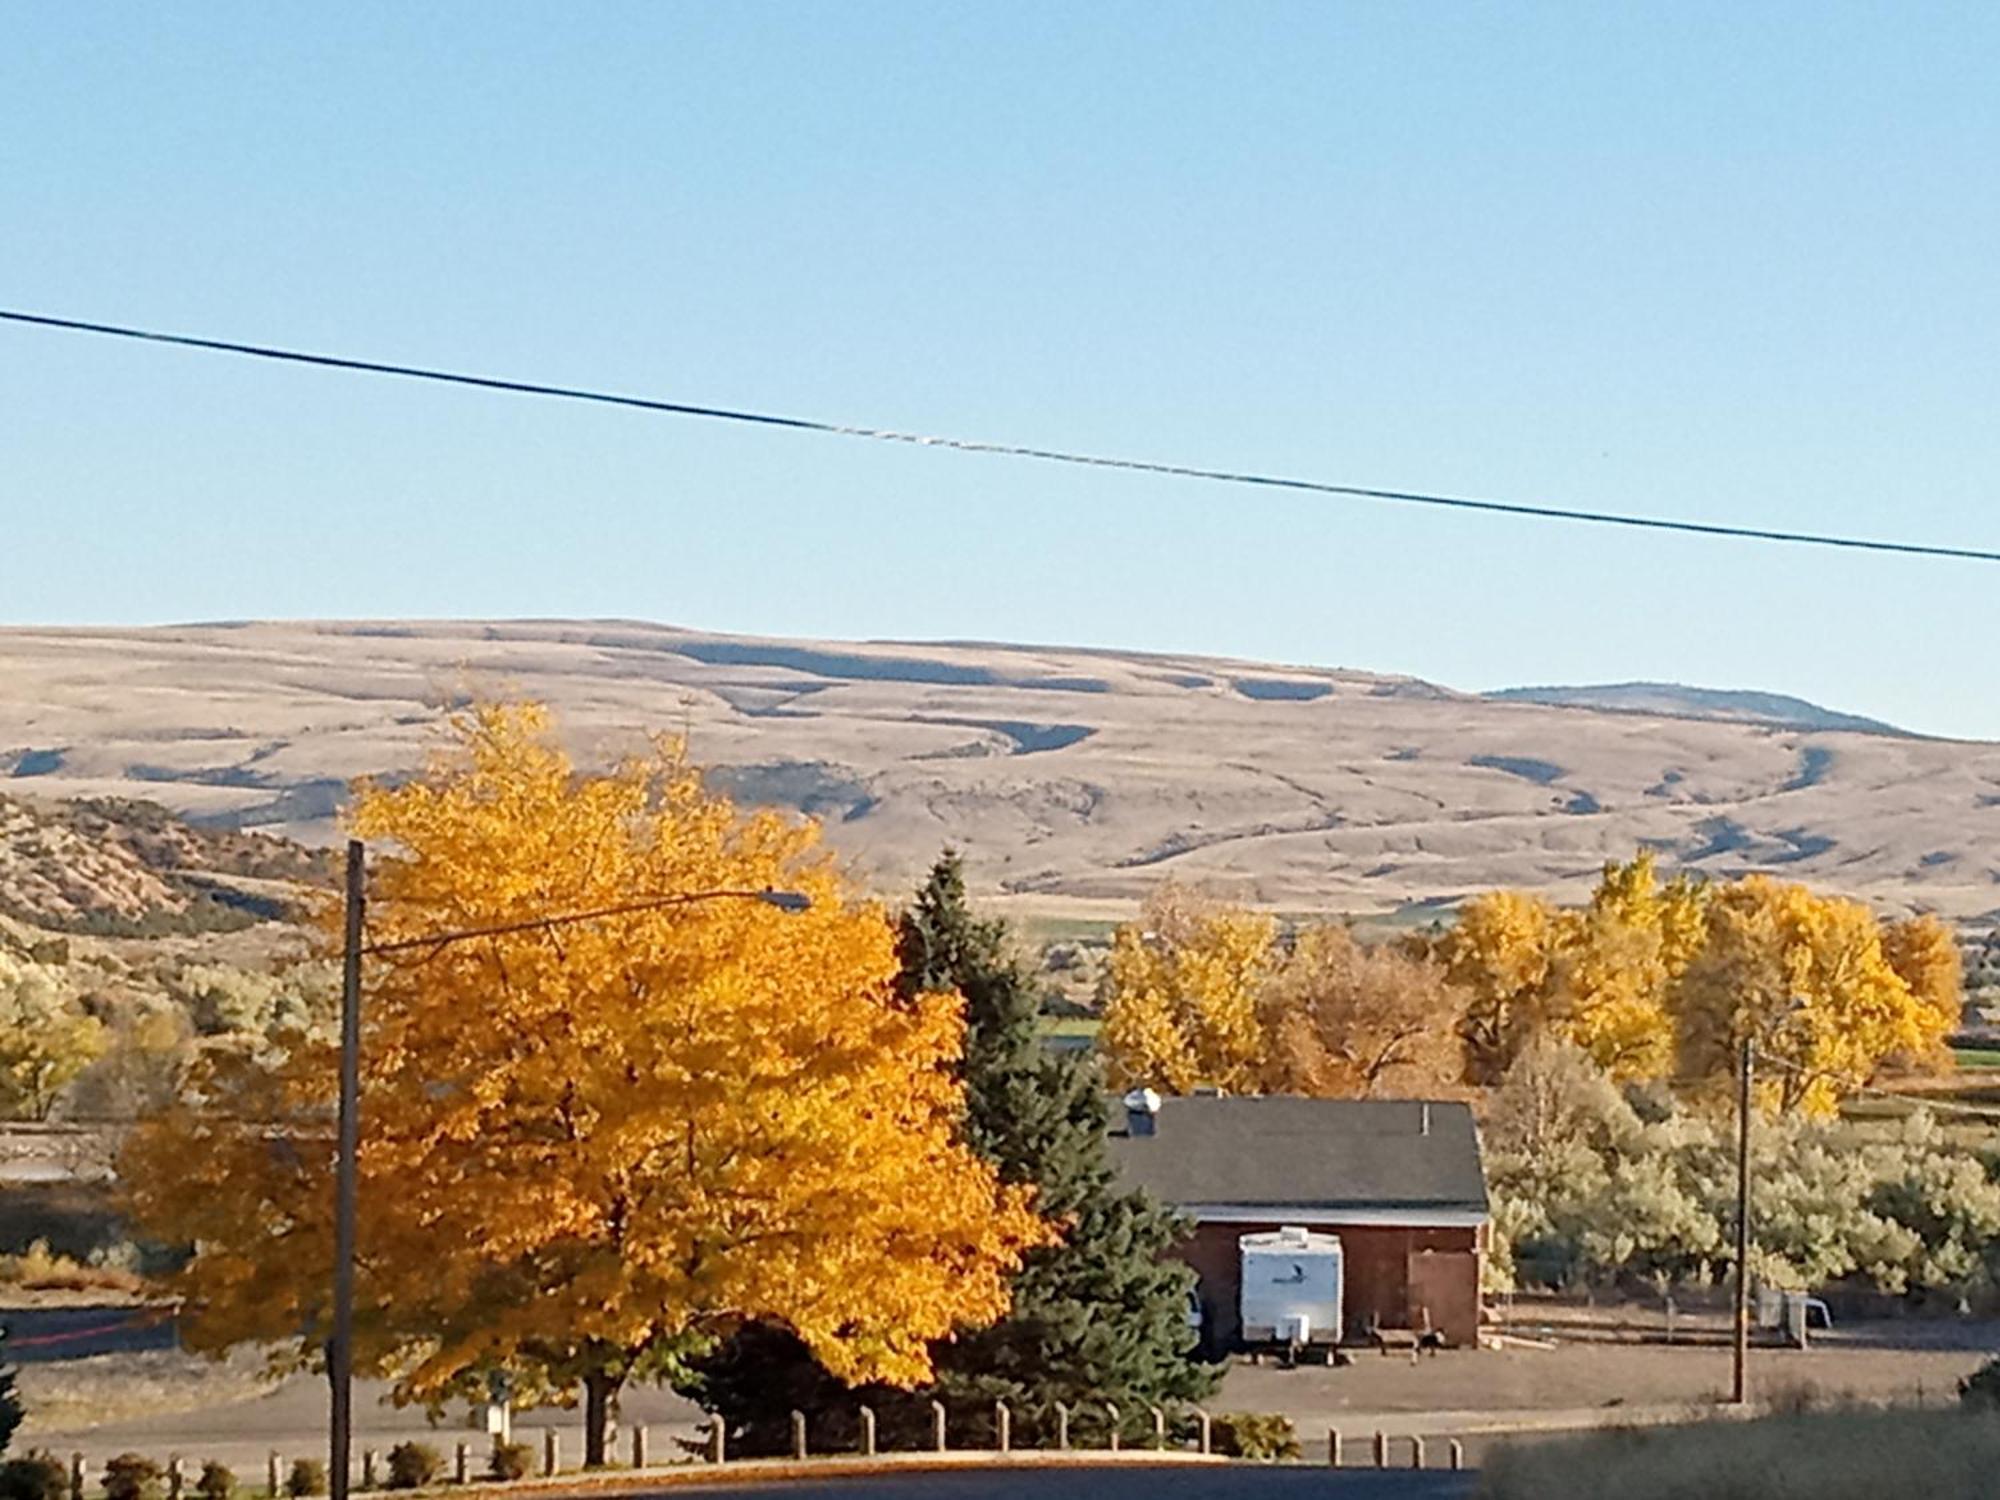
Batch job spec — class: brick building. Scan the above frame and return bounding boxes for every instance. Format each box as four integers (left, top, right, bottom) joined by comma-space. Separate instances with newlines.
1106, 1094, 1489, 1351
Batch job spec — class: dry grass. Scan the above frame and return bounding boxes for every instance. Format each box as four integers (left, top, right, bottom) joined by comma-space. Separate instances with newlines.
0, 1240, 147, 1297
1480, 1408, 2000, 1500
5, 620, 1999, 916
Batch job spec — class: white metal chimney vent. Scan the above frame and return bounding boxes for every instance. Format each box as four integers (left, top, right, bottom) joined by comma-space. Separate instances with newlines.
1123, 1087, 1163, 1136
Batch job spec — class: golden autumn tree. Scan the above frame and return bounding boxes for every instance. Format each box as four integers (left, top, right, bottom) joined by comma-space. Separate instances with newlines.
1256, 923, 1465, 1097
1542, 853, 1706, 1082
121, 703, 1049, 1464
1881, 913, 1964, 1069
1097, 882, 1275, 1093
1430, 855, 1710, 1084
1437, 889, 1560, 1084
0, 952, 107, 1120
1671, 875, 1951, 1115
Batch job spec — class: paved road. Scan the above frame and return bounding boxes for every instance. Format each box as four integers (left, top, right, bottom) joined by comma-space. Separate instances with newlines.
622, 1469, 1473, 1499
1, 1305, 179, 1363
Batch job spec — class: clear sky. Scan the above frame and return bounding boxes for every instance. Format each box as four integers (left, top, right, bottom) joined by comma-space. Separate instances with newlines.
5, 4, 1998, 737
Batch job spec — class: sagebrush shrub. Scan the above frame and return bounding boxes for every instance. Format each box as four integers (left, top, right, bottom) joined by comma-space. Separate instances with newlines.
1210, 1411, 1301, 1461
383, 1444, 439, 1491
284, 1459, 325, 1498
486, 1443, 533, 1482
0, 1452, 68, 1500
102, 1454, 164, 1500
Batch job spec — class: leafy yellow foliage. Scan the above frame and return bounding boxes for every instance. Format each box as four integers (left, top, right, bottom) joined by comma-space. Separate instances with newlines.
1100, 854, 1957, 1116
1673, 876, 1954, 1115
121, 703, 1049, 1414
0, 952, 108, 1120
1098, 882, 1275, 1093
1257, 924, 1463, 1097
1881, 913, 1962, 1067
1543, 853, 1706, 1082
1440, 855, 1711, 1084
1438, 888, 1560, 1084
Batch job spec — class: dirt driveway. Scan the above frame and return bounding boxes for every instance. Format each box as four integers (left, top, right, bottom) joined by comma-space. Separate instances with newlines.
19, 1314, 1999, 1479
1224, 1316, 2000, 1431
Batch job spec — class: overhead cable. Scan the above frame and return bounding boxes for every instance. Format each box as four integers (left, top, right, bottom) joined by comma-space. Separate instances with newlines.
5, 306, 1997, 564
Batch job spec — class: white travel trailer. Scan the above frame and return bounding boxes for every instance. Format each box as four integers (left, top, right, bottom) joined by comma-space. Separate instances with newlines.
1238, 1225, 1344, 1353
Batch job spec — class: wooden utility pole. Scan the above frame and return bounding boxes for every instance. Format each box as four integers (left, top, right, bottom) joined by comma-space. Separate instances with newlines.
1731, 1037, 1753, 1405
330, 841, 364, 1500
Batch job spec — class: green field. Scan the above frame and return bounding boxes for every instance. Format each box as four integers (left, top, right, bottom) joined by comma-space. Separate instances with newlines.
1038, 1016, 1102, 1040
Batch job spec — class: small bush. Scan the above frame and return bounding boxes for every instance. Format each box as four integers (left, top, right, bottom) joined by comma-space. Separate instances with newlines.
383, 1444, 439, 1491
194, 1462, 234, 1500
1961, 1356, 2000, 1412
486, 1443, 532, 1483
102, 1454, 164, 1500
0, 1240, 145, 1297
0, 1452, 68, 1500
1210, 1411, 1301, 1462
284, 1459, 326, 1498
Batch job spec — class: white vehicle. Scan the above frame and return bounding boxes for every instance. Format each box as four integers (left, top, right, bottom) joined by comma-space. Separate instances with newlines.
1239, 1225, 1344, 1355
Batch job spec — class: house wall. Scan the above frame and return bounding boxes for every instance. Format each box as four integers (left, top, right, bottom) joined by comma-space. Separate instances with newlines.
1178, 1219, 1481, 1351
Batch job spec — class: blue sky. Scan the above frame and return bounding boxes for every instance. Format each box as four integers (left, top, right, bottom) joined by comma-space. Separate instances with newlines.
5, 4, 1998, 736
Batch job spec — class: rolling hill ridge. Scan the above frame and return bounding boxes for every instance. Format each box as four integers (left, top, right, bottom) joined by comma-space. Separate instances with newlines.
3, 620, 1997, 921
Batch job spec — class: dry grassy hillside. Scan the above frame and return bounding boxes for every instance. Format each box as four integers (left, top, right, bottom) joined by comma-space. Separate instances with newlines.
0, 793, 330, 934
4, 620, 1998, 921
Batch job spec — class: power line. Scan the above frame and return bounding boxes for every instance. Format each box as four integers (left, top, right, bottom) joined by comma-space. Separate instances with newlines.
6, 304, 1999, 564
362, 887, 810, 957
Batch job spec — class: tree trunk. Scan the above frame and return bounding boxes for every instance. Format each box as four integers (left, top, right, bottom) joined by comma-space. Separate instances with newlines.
583, 1371, 617, 1468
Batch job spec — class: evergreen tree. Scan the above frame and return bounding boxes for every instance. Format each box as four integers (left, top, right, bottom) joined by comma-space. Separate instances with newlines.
692, 852, 1216, 1451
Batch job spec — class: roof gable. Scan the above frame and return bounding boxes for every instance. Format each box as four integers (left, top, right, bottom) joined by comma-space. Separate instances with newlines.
1105, 1096, 1488, 1216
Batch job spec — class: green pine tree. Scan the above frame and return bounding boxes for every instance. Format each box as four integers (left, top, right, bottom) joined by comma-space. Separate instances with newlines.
691, 852, 1216, 1452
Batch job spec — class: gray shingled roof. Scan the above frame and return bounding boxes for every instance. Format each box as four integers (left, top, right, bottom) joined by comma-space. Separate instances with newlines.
1105, 1096, 1488, 1214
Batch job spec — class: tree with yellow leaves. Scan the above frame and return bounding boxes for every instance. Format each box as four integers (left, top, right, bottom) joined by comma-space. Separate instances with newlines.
0, 952, 106, 1120
1257, 922, 1464, 1097
1542, 853, 1708, 1082
1097, 882, 1275, 1094
121, 704, 1049, 1465
1881, 913, 1963, 1069
1433, 855, 1709, 1084
1671, 875, 1952, 1115
1436, 889, 1560, 1084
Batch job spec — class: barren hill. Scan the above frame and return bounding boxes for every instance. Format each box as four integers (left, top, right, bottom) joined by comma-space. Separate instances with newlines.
0, 793, 330, 934
5, 620, 1999, 921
